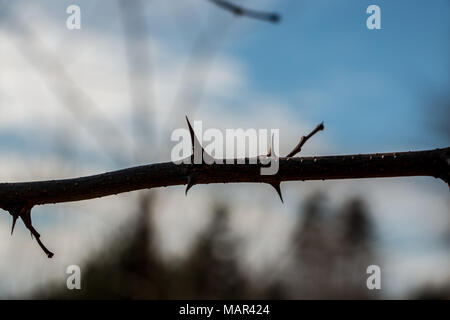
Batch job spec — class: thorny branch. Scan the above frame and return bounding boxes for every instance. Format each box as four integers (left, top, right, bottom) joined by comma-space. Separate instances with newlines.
207, 0, 280, 23
0, 117, 449, 258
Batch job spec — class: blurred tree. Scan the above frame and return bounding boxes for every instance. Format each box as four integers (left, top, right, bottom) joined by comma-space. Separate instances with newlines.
338, 197, 378, 299
31, 192, 169, 299
172, 203, 251, 299
31, 193, 383, 299
410, 284, 450, 300
289, 192, 338, 298
286, 192, 378, 299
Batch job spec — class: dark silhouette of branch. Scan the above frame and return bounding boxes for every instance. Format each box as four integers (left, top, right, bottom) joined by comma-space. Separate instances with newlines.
0, 117, 449, 258
208, 0, 280, 23
1, 147, 447, 207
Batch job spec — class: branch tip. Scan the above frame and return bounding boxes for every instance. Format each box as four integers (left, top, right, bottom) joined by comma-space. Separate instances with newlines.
269, 14, 281, 23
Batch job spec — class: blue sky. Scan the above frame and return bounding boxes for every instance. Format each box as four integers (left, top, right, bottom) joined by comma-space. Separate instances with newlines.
222, 0, 449, 150
1, 0, 448, 154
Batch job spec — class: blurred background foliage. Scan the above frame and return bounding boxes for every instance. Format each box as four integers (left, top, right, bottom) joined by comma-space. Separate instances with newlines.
31, 192, 385, 299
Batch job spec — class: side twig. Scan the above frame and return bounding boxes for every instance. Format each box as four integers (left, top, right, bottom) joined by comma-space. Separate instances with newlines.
286, 122, 324, 157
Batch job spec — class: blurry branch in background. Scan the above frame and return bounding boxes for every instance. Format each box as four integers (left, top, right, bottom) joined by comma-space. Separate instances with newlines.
207, 0, 280, 23
118, 0, 155, 162
159, 0, 278, 151
1, 117, 449, 257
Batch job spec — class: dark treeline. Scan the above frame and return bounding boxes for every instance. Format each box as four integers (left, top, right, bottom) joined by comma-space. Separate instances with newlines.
29, 191, 447, 299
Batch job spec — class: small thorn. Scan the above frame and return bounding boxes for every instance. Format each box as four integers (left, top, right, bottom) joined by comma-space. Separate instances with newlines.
269, 182, 284, 203
185, 175, 196, 195
11, 215, 18, 235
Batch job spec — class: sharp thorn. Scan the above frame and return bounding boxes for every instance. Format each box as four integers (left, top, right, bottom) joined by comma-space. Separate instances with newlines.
11, 215, 18, 235
185, 115, 214, 164
186, 115, 202, 162
185, 115, 195, 150
185, 175, 196, 195
269, 182, 284, 203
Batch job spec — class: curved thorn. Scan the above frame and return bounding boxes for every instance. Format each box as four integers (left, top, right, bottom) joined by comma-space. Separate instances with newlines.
269, 182, 284, 203
186, 116, 204, 163
185, 115, 196, 156
185, 175, 196, 196
185, 115, 215, 164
